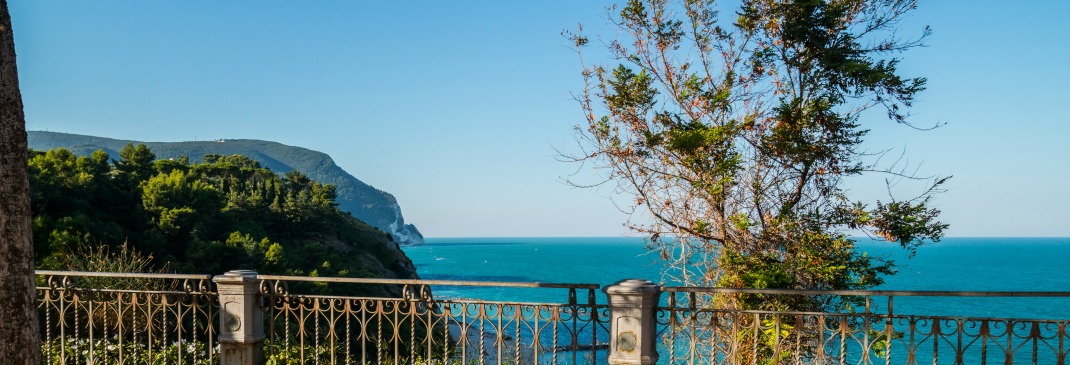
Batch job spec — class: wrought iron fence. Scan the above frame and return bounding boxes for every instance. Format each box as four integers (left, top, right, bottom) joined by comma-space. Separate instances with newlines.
36, 270, 218, 365
32, 270, 1070, 365
257, 275, 606, 365
658, 287, 1070, 365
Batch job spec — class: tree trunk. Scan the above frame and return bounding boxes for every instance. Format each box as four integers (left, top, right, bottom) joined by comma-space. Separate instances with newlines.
0, 0, 41, 363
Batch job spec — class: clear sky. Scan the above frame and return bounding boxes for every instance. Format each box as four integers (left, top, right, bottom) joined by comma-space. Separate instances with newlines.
10, 1, 1070, 237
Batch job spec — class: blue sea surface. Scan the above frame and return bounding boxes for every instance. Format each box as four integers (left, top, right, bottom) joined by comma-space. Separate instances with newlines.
403, 237, 1070, 319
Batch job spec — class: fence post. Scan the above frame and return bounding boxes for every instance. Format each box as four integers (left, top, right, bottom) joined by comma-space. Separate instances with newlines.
214, 270, 265, 365
604, 279, 661, 365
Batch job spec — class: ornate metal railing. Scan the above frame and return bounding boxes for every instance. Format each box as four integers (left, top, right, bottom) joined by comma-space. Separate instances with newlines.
257, 275, 606, 365
32, 270, 1070, 365
658, 287, 1070, 365
36, 270, 218, 365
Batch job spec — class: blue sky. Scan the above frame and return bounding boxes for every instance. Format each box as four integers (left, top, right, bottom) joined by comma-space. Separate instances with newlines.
10, 1, 1070, 237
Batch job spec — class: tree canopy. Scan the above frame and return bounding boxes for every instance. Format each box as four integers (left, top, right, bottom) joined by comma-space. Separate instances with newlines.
29, 144, 417, 295
567, 0, 947, 307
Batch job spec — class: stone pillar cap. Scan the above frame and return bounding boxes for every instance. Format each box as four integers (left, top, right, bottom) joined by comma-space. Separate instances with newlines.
603, 279, 660, 294
214, 270, 259, 282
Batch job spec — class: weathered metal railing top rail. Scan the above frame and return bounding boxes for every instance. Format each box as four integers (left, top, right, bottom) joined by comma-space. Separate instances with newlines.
257, 273, 601, 289
664, 286, 1070, 297
36, 269, 213, 280
36, 270, 217, 295
34, 270, 1070, 298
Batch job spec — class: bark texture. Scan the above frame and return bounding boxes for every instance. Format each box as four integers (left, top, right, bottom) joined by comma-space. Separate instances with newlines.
0, 0, 40, 363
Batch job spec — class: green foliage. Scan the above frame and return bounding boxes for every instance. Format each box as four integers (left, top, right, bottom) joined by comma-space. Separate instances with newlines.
572, 0, 946, 290
27, 131, 425, 245
29, 145, 417, 296
116, 143, 157, 185
571, 0, 948, 360
869, 328, 904, 359
263, 341, 334, 365
44, 242, 171, 290
42, 337, 216, 365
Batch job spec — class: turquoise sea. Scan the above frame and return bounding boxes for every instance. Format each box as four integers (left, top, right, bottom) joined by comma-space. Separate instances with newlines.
403, 237, 1070, 319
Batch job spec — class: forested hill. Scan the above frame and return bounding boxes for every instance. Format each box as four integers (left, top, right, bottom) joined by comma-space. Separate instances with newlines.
28, 131, 424, 245
28, 145, 419, 295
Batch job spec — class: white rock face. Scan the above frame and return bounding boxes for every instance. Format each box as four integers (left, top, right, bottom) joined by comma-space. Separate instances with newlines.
388, 204, 425, 245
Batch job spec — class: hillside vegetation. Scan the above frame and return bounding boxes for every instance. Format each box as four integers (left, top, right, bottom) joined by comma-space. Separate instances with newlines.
30, 144, 418, 294
28, 131, 424, 245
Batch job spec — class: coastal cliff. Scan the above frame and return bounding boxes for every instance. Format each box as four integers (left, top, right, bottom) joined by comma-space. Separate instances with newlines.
28, 131, 425, 245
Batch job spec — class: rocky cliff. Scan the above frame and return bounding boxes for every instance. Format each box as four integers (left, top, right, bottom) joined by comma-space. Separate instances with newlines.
28, 131, 425, 245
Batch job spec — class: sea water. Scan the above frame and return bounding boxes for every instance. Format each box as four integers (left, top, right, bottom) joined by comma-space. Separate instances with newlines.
403, 237, 1070, 319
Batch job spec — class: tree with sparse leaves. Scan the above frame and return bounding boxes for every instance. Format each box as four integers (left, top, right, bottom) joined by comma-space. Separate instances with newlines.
567, 0, 947, 317
567, 0, 948, 361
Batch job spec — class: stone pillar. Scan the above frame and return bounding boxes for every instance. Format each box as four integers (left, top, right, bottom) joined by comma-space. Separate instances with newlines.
604, 279, 661, 365
214, 270, 265, 365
